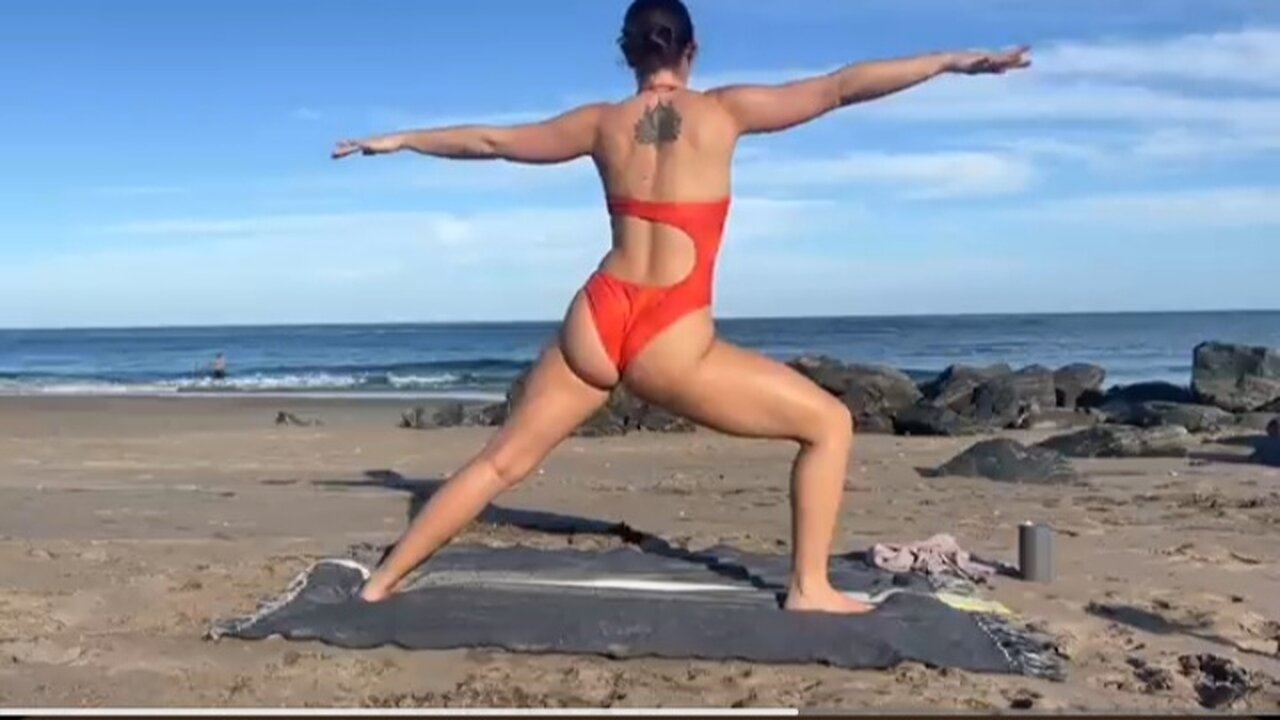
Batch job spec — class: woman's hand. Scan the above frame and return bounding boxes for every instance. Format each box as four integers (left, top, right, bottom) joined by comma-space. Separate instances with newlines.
945, 46, 1032, 75
331, 134, 405, 159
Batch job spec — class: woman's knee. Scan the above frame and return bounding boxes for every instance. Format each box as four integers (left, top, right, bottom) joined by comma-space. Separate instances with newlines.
799, 396, 854, 448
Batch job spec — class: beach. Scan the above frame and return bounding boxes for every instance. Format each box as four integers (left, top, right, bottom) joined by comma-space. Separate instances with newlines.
1, 395, 1277, 710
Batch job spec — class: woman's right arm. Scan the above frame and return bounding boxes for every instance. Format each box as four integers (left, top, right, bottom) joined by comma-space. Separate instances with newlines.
709, 47, 1030, 136
332, 104, 606, 164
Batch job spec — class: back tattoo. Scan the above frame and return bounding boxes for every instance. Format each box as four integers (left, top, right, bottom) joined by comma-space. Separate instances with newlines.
634, 100, 683, 145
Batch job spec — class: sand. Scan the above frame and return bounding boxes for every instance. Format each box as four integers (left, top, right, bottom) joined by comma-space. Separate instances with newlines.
0, 396, 1277, 711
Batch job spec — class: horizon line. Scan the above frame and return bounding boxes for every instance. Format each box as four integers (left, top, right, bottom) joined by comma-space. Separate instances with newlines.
3, 307, 1279, 333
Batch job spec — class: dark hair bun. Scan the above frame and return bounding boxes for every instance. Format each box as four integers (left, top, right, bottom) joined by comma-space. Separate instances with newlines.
619, 0, 695, 73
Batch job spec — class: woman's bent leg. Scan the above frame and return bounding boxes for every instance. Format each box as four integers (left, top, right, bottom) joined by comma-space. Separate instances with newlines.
361, 343, 609, 600
628, 338, 866, 613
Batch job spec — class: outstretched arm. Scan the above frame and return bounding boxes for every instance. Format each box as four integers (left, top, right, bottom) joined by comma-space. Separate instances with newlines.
710, 47, 1030, 136
332, 104, 606, 164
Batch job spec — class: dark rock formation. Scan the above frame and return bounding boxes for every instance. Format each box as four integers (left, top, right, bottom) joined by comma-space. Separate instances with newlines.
275, 411, 322, 427
972, 365, 1057, 429
1233, 413, 1279, 433
1103, 401, 1235, 434
1098, 381, 1195, 406
920, 363, 1011, 413
503, 370, 695, 437
1037, 425, 1191, 459
400, 403, 466, 430
1053, 363, 1106, 409
788, 355, 852, 396
465, 402, 508, 428
1270, 416, 1280, 438
790, 356, 921, 433
892, 404, 982, 437
1178, 653, 1262, 710
1192, 341, 1280, 412
930, 439, 1078, 484
1014, 408, 1102, 431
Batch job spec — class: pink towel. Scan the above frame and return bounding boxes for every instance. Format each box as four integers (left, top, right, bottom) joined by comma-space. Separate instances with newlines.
870, 533, 997, 583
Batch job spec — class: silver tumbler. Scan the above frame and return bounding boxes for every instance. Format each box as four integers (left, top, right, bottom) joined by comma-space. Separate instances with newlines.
1018, 522, 1055, 582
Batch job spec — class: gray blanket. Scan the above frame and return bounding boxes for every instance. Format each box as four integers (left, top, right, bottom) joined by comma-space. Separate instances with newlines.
209, 542, 1062, 678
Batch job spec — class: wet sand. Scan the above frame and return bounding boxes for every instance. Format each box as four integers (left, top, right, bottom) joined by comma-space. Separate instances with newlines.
0, 396, 1277, 710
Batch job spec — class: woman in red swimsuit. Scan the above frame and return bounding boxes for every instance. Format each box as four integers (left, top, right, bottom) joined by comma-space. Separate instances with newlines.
333, 0, 1030, 613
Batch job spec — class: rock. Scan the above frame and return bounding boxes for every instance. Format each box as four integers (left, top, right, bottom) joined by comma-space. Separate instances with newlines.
1178, 653, 1260, 710
1269, 417, 1280, 438
274, 411, 321, 427
893, 405, 982, 437
1252, 437, 1280, 467
1192, 341, 1280, 412
788, 355, 853, 396
857, 413, 895, 435
931, 439, 1079, 484
464, 402, 508, 427
920, 364, 1011, 413
1100, 381, 1195, 406
790, 357, 920, 434
839, 363, 922, 431
399, 403, 466, 430
1015, 408, 1101, 431
636, 405, 697, 434
1106, 401, 1235, 434
972, 365, 1057, 428
1054, 363, 1106, 409
1037, 425, 1192, 459
505, 369, 694, 437
1230, 412, 1276, 433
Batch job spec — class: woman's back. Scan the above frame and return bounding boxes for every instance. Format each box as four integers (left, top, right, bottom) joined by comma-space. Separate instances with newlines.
593, 89, 738, 287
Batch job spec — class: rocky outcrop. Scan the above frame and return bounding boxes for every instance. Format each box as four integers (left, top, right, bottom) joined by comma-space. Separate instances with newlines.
1270, 417, 1280, 438
892, 405, 982, 437
1192, 341, 1280, 412
930, 439, 1078, 484
1037, 425, 1192, 459
503, 370, 695, 437
275, 411, 322, 427
971, 365, 1057, 429
790, 356, 921, 434
1054, 363, 1106, 409
1014, 408, 1102, 431
920, 364, 1011, 413
1234, 413, 1279, 433
1103, 401, 1235, 434
1096, 381, 1196, 407
400, 403, 466, 430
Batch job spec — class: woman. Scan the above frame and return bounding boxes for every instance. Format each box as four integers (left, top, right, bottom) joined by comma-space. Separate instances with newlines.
333, 0, 1030, 613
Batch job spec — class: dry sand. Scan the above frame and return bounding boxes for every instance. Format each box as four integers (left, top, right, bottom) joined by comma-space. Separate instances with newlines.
0, 396, 1277, 711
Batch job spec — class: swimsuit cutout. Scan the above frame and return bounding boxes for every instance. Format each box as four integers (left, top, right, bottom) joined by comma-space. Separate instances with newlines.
583, 196, 731, 374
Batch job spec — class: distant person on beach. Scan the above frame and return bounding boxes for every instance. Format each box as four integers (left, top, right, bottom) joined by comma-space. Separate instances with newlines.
333, 0, 1030, 613
210, 353, 227, 381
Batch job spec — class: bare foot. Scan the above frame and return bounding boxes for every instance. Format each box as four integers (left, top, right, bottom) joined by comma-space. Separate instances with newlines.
358, 582, 392, 603
784, 585, 874, 614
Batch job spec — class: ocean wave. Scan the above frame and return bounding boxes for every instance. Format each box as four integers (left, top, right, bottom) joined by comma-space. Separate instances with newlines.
0, 362, 527, 397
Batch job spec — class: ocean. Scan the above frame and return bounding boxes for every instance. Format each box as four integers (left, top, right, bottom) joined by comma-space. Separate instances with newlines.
2, 312, 1278, 400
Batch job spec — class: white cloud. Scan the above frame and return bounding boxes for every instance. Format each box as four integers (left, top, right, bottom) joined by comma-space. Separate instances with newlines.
1011, 187, 1280, 231
17, 197, 848, 327
1034, 29, 1280, 88
736, 150, 1035, 198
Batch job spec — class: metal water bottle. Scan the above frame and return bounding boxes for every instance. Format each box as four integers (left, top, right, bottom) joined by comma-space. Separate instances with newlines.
1018, 522, 1055, 582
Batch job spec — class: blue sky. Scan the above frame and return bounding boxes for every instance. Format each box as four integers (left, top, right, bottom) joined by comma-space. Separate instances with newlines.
2, 0, 1278, 328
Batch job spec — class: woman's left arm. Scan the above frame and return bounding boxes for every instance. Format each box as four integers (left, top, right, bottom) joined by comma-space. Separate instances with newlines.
332, 104, 606, 164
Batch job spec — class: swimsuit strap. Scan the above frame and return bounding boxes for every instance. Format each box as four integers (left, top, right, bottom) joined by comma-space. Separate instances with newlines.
607, 197, 731, 256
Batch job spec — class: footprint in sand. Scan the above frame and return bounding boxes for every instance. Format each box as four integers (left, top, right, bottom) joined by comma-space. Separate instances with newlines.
0, 638, 85, 666
1157, 542, 1265, 569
